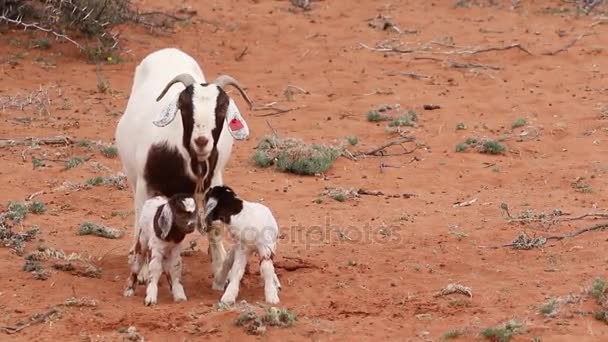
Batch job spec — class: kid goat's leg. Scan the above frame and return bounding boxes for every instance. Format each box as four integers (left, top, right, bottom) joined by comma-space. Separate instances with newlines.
123, 240, 144, 297
165, 248, 187, 302
258, 247, 280, 304
219, 245, 247, 304
213, 245, 236, 291
144, 250, 163, 306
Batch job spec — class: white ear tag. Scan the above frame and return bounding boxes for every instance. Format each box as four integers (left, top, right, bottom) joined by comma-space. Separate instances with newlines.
153, 95, 179, 127
226, 99, 249, 140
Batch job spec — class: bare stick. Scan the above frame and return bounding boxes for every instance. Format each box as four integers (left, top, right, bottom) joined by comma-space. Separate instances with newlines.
137, 11, 196, 21
0, 308, 59, 334
542, 33, 592, 56
557, 213, 608, 222
253, 104, 303, 117
590, 18, 608, 28
442, 43, 533, 56
481, 222, 608, 249
0, 136, 73, 148
449, 61, 501, 70
26, 191, 45, 201
355, 137, 417, 157
385, 71, 430, 79
359, 42, 414, 54
0, 13, 82, 50
265, 120, 278, 137
234, 46, 248, 61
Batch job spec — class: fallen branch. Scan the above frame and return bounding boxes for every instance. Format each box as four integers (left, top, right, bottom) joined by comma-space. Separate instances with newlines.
453, 198, 477, 207
434, 283, 473, 298
359, 42, 414, 54
0, 307, 59, 334
0, 13, 82, 50
449, 61, 501, 70
442, 43, 533, 56
557, 213, 608, 222
385, 71, 430, 79
354, 137, 417, 157
0, 136, 73, 148
481, 222, 608, 249
253, 103, 303, 117
542, 33, 592, 56
235, 46, 248, 61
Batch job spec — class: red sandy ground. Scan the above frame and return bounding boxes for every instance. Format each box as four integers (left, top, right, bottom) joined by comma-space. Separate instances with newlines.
1, 0, 608, 341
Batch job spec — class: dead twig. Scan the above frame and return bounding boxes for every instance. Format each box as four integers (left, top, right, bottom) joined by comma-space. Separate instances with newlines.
235, 46, 249, 61
385, 71, 430, 79
358, 42, 414, 54
354, 137, 417, 157
0, 307, 59, 334
542, 33, 593, 56
253, 103, 303, 117
481, 222, 608, 249
442, 43, 533, 56
453, 198, 477, 207
434, 283, 473, 298
449, 61, 501, 70
557, 213, 608, 222
0, 13, 82, 50
26, 191, 45, 201
0, 136, 73, 148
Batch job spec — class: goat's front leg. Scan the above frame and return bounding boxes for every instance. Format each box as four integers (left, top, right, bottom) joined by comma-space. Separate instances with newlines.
213, 245, 236, 291
207, 221, 226, 284
123, 244, 144, 297
165, 248, 187, 302
219, 245, 247, 304
258, 248, 280, 304
144, 250, 163, 306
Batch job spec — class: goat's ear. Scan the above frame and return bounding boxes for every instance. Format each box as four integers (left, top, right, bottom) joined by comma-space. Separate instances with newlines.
158, 204, 173, 239
225, 98, 249, 141
153, 94, 179, 127
204, 198, 219, 219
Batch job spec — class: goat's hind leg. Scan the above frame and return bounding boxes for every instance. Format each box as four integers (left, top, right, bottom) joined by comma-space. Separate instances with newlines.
133, 181, 149, 284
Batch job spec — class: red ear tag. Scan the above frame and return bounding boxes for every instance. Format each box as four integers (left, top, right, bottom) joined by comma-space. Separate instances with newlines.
229, 118, 244, 131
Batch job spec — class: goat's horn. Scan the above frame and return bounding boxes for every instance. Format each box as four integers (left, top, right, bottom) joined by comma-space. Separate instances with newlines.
212, 74, 253, 109
156, 73, 197, 102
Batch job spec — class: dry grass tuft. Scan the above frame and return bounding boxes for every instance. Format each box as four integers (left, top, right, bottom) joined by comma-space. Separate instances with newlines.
252, 135, 342, 175
78, 222, 124, 239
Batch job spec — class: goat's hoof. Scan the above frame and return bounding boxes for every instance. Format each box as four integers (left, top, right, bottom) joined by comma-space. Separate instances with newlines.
144, 296, 157, 306
265, 293, 280, 305
123, 288, 135, 297
212, 281, 226, 291
173, 294, 187, 302
265, 296, 280, 305
220, 294, 236, 305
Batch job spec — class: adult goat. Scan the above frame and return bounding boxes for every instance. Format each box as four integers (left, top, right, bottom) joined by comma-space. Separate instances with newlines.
115, 47, 252, 286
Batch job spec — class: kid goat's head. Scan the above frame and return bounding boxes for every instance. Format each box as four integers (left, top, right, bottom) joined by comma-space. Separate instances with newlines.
153, 74, 253, 161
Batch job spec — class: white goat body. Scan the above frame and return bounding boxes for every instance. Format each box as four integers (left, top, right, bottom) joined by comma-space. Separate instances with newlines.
204, 186, 281, 304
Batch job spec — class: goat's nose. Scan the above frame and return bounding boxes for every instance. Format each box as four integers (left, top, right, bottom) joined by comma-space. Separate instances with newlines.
194, 137, 208, 148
